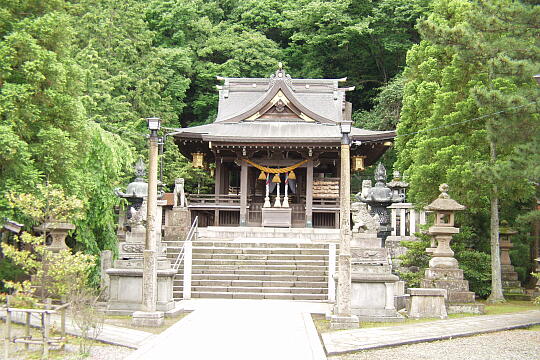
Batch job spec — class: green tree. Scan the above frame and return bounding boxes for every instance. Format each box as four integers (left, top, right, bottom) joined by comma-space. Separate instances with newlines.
396, 0, 539, 302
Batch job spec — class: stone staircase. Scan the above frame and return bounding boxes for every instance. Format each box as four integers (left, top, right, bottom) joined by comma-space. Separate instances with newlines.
164, 239, 332, 301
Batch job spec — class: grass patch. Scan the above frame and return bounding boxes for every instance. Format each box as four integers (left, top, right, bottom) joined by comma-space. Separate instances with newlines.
313, 300, 540, 334
104, 312, 189, 334
312, 314, 441, 333
481, 300, 540, 315
525, 325, 540, 331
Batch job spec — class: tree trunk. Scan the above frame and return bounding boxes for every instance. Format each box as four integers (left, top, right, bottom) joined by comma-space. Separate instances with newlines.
487, 140, 505, 303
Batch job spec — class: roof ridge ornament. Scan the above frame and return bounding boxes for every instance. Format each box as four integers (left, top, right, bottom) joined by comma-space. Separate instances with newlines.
267, 62, 293, 91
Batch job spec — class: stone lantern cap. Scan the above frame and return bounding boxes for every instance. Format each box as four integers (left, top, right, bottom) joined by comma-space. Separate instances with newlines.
499, 220, 518, 236
34, 222, 76, 232
424, 184, 465, 212
116, 159, 148, 199
387, 170, 409, 189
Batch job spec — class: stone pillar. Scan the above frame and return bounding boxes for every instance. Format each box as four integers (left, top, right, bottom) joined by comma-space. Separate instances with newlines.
400, 208, 406, 236
239, 159, 248, 226
390, 209, 397, 236
330, 135, 359, 329
133, 127, 164, 327
100, 250, 112, 301
305, 159, 313, 228
410, 209, 416, 235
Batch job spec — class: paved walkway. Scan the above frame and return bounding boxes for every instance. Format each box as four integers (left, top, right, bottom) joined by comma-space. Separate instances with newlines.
127, 299, 330, 360
322, 310, 540, 356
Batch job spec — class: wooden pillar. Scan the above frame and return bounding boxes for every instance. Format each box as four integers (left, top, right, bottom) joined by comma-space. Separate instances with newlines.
215, 156, 222, 196
306, 159, 313, 228
240, 160, 248, 226
214, 156, 222, 226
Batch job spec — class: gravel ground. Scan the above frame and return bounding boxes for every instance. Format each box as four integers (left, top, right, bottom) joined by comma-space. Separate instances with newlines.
1, 322, 134, 360
332, 329, 540, 360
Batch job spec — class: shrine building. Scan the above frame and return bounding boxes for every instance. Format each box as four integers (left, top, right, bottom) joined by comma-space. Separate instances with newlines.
171, 66, 394, 229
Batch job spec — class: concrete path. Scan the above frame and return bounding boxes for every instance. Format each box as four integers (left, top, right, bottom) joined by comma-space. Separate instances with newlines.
127, 299, 330, 360
322, 310, 540, 356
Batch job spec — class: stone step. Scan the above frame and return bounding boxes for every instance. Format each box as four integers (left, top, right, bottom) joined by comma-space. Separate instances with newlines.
174, 274, 326, 282
191, 247, 329, 255
190, 253, 328, 261
192, 259, 327, 266
187, 264, 328, 272
179, 269, 328, 277
188, 241, 332, 249
179, 285, 328, 294
175, 291, 327, 301
174, 279, 327, 288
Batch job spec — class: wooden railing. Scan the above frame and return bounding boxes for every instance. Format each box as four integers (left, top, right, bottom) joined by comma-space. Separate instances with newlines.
187, 194, 240, 205
313, 198, 339, 207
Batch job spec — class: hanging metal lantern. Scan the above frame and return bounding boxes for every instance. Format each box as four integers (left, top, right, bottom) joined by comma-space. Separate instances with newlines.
192, 152, 205, 168
288, 170, 296, 180
351, 155, 366, 172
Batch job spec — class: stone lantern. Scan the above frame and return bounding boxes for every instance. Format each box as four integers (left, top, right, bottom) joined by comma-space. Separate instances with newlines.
386, 170, 409, 201
357, 163, 403, 242
423, 184, 464, 268
421, 184, 484, 314
34, 221, 75, 253
499, 221, 525, 298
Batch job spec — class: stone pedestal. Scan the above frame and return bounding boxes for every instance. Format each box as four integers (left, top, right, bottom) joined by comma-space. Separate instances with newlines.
351, 233, 381, 248
106, 259, 176, 315
132, 310, 164, 327
349, 247, 403, 322
407, 288, 447, 319
500, 239, 525, 298
329, 314, 360, 330
100, 250, 113, 301
163, 207, 190, 242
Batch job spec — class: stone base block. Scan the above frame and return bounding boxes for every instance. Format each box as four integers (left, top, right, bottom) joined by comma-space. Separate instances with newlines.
407, 288, 447, 319
352, 233, 381, 248
504, 293, 531, 301
422, 279, 470, 292
353, 308, 404, 322
447, 291, 475, 303
329, 314, 359, 330
502, 280, 522, 289
424, 268, 464, 280
447, 303, 485, 315
395, 294, 410, 311
132, 311, 164, 327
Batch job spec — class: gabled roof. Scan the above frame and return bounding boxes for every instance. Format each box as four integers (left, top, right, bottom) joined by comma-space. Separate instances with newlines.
172, 66, 395, 145
215, 67, 350, 124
